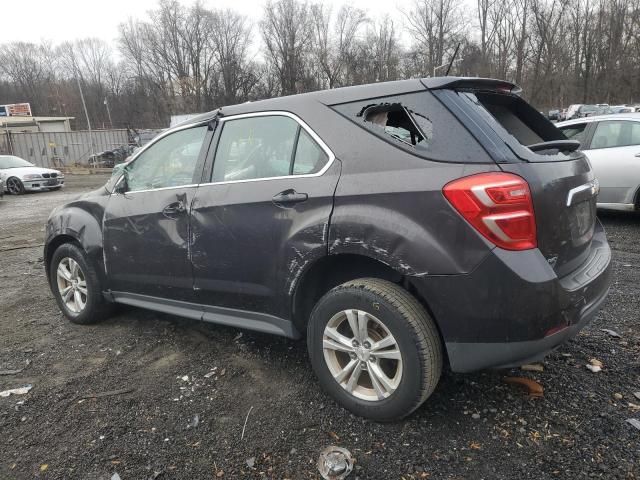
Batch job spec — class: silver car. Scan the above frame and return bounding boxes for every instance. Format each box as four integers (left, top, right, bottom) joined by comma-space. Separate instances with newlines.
556, 113, 640, 211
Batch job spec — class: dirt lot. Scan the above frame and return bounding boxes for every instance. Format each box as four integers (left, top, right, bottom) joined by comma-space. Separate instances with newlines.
1, 175, 639, 479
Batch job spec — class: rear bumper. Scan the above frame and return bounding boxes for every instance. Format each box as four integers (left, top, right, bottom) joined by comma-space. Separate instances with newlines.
444, 277, 610, 372
413, 221, 612, 372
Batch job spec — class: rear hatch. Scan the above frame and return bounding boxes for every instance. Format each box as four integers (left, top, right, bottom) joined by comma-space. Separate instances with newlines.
427, 78, 598, 277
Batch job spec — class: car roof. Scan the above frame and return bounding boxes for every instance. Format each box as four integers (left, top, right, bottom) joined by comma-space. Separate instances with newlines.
174, 76, 520, 128
557, 112, 640, 127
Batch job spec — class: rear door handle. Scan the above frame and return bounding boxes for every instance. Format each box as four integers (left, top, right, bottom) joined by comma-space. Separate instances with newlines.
635, 153, 640, 157
272, 189, 308, 206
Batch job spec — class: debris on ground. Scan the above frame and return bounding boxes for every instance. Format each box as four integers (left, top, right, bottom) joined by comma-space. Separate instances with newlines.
520, 364, 544, 372
111, 473, 122, 480
632, 392, 640, 401
614, 393, 623, 400
0, 385, 33, 397
503, 377, 544, 397
626, 418, 640, 431
318, 446, 353, 480
586, 358, 603, 373
188, 414, 200, 428
601, 328, 621, 338
241, 406, 253, 440
78, 388, 134, 400
246, 457, 256, 468
0, 368, 24, 376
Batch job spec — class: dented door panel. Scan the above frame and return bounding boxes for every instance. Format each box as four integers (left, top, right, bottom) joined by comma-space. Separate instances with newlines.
103, 187, 199, 301
190, 160, 341, 319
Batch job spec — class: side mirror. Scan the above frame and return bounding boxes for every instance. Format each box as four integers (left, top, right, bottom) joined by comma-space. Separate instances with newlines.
114, 173, 128, 194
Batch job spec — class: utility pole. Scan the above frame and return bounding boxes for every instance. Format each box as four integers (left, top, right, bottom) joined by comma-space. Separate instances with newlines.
76, 75, 95, 163
104, 97, 113, 128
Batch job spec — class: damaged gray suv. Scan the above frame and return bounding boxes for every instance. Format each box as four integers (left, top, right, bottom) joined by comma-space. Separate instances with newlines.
45, 78, 611, 421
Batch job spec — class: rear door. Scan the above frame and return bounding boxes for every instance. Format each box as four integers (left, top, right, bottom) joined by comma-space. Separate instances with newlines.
580, 119, 640, 206
190, 113, 340, 319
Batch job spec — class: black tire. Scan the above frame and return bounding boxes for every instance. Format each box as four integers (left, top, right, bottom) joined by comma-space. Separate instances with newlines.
307, 278, 443, 421
6, 177, 25, 195
49, 242, 112, 324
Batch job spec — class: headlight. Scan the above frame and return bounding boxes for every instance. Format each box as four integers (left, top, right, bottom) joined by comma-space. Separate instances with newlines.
23, 174, 42, 180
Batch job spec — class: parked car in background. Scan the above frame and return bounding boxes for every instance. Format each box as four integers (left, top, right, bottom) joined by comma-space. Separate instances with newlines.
557, 113, 640, 210
577, 104, 600, 117
88, 145, 134, 168
609, 105, 635, 114
548, 109, 560, 121
0, 155, 65, 195
45, 77, 611, 421
565, 104, 583, 120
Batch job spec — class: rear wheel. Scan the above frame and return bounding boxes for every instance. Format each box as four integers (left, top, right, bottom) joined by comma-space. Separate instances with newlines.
308, 278, 442, 421
6, 177, 24, 195
50, 243, 111, 324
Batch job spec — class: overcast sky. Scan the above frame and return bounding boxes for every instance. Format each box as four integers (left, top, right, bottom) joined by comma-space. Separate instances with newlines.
3, 0, 412, 45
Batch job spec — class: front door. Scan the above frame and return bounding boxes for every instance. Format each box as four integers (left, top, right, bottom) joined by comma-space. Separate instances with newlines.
103, 124, 211, 301
190, 113, 340, 318
584, 120, 640, 205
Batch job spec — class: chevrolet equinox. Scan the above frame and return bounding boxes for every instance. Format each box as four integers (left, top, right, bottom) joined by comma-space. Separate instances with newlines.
45, 78, 612, 421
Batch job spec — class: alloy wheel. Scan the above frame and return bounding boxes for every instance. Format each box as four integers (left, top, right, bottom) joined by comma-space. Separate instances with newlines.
56, 257, 88, 314
7, 178, 22, 194
322, 309, 403, 401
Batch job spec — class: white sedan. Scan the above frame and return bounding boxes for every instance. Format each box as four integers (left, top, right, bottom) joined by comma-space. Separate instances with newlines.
0, 155, 65, 195
556, 113, 640, 211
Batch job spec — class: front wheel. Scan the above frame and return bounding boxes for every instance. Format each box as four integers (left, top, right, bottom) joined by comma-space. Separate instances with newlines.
307, 278, 443, 421
50, 243, 112, 324
6, 177, 25, 195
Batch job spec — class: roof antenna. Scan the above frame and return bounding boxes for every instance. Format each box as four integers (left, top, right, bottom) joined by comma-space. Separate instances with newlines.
445, 43, 461, 76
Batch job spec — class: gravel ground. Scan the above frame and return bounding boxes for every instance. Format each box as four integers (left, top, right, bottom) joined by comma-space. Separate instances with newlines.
0, 175, 639, 480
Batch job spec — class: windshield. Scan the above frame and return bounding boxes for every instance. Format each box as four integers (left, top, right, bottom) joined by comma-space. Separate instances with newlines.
0, 156, 34, 169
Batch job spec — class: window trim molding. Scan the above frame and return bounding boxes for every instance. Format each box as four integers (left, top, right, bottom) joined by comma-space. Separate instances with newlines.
201, 110, 336, 186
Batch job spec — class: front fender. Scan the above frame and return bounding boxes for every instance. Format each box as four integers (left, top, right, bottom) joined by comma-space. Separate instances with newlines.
44, 194, 109, 282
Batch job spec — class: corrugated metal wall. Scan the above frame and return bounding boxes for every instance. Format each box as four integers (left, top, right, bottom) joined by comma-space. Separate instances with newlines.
0, 130, 129, 168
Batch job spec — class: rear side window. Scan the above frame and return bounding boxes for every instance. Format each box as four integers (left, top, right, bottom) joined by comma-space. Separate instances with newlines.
559, 123, 588, 143
591, 120, 640, 149
293, 129, 328, 175
332, 91, 492, 163
212, 115, 330, 182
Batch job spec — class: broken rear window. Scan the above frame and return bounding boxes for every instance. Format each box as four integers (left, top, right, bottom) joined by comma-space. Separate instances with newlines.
360, 103, 432, 147
331, 91, 493, 164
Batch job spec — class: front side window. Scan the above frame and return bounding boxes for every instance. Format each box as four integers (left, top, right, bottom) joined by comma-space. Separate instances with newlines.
125, 126, 207, 192
212, 115, 329, 182
591, 121, 640, 149
560, 123, 587, 143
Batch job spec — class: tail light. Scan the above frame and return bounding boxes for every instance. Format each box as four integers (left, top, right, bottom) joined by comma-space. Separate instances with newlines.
443, 172, 537, 250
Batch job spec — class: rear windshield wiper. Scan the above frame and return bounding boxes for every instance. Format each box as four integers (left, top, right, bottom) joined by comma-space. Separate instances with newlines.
527, 140, 580, 153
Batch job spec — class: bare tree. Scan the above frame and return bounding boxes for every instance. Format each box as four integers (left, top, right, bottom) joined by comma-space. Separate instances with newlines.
261, 0, 314, 95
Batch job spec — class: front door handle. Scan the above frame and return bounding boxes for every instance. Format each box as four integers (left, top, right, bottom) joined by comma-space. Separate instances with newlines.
635, 153, 640, 158
162, 199, 187, 218
272, 189, 308, 207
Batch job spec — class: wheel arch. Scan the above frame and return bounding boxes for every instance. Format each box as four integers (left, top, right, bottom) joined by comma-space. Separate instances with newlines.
45, 206, 106, 288
291, 253, 445, 348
